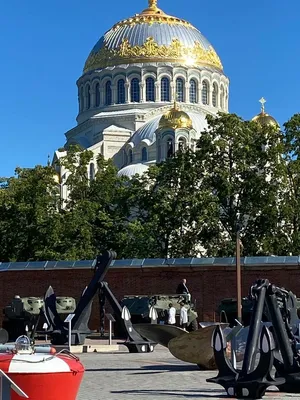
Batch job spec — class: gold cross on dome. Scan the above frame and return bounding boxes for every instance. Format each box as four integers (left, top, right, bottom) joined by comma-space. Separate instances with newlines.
259, 97, 266, 113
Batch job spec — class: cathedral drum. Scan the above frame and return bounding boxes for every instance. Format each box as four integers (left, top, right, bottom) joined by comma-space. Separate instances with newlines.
0, 336, 84, 400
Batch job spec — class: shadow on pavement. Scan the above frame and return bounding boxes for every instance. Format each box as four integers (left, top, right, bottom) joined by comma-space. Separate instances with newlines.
86, 364, 200, 373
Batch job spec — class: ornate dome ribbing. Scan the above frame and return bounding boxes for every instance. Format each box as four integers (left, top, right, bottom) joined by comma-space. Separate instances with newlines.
84, 0, 223, 73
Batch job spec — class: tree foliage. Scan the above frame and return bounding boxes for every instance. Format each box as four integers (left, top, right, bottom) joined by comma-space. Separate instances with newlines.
1, 112, 300, 261
195, 113, 284, 256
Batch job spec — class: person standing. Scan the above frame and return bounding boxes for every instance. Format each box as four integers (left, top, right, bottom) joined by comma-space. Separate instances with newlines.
176, 279, 189, 295
176, 278, 191, 301
180, 302, 188, 331
168, 303, 176, 325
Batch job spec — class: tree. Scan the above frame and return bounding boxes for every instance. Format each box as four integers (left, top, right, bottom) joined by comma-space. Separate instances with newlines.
195, 113, 284, 256
275, 114, 300, 254
126, 149, 220, 258
58, 147, 138, 259
0, 166, 62, 261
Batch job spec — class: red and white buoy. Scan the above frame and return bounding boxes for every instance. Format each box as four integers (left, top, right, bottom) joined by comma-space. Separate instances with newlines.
0, 336, 85, 400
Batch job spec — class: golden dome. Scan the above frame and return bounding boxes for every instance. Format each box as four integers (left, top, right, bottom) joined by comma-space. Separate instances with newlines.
159, 104, 193, 130
83, 0, 223, 73
252, 97, 279, 129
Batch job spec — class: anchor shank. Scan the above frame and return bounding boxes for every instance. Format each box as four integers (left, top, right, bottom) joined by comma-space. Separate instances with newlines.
266, 288, 294, 370
242, 284, 267, 375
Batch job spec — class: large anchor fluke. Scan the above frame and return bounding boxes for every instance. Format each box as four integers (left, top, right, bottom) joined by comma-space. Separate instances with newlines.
234, 325, 284, 399
208, 325, 283, 399
207, 325, 237, 395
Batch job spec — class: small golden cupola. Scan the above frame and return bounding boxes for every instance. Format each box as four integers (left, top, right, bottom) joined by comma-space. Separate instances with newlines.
159, 102, 193, 130
252, 97, 279, 129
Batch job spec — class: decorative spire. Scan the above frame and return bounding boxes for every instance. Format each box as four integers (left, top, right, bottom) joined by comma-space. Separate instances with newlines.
259, 97, 266, 114
148, 0, 158, 9
47, 154, 51, 167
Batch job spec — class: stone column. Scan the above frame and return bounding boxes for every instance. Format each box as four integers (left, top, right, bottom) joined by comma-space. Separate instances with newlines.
155, 82, 160, 102
198, 84, 202, 105
78, 94, 81, 113
100, 85, 105, 106
209, 87, 213, 106
140, 83, 145, 103
125, 82, 130, 103
185, 83, 190, 103
170, 82, 175, 102
83, 92, 88, 110
91, 88, 96, 108
112, 84, 117, 104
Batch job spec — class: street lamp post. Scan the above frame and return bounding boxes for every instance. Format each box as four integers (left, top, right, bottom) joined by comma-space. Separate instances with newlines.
236, 225, 242, 322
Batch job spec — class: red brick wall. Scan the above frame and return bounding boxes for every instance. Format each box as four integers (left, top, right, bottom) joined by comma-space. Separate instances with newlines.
1, 265, 300, 330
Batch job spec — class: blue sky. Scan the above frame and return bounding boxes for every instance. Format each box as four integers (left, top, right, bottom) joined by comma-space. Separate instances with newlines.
1, 0, 299, 177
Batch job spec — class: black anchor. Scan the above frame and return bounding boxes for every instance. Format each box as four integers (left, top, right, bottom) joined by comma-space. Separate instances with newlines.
207, 279, 286, 399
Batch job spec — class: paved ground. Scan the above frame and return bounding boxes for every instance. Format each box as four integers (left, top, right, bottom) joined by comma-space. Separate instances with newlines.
77, 346, 299, 400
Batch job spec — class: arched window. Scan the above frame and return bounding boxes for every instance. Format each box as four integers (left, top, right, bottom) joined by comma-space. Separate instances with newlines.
220, 86, 225, 109
128, 149, 133, 163
176, 78, 184, 102
212, 83, 218, 107
95, 83, 100, 107
105, 81, 112, 105
166, 138, 174, 158
130, 78, 140, 102
117, 79, 125, 104
85, 84, 91, 109
202, 81, 209, 105
189, 79, 197, 103
141, 147, 148, 162
89, 163, 95, 180
146, 77, 155, 102
80, 87, 84, 112
161, 77, 170, 101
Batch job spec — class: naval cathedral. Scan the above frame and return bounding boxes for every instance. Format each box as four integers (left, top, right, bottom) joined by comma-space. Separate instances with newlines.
53, 0, 278, 197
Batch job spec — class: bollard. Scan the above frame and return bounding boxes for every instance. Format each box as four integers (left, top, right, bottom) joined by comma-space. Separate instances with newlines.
109, 320, 112, 345
105, 314, 116, 345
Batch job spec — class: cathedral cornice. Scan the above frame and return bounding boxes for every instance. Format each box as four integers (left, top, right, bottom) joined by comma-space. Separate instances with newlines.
145, 103, 216, 120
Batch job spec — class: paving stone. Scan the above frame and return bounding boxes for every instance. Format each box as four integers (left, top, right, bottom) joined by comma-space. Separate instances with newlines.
77, 346, 300, 400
